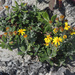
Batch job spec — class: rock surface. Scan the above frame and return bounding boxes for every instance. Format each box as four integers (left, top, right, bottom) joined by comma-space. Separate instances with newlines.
0, 0, 75, 75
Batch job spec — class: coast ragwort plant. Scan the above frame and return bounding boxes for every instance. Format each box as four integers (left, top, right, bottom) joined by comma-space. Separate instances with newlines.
0, 1, 75, 66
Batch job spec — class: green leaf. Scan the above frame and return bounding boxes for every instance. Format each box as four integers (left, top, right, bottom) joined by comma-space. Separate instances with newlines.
13, 26, 16, 31
28, 52, 33, 56
47, 48, 51, 56
12, 14, 17, 18
21, 10, 28, 13
20, 46, 25, 52
44, 25, 52, 32
5, 44, 8, 49
69, 56, 73, 60
42, 11, 49, 21
6, 16, 11, 20
51, 15, 57, 22
2, 35, 7, 43
13, 8, 17, 11
18, 13, 21, 18
15, 1, 19, 8
11, 18, 15, 24
15, 35, 19, 39
20, 35, 24, 43
49, 60, 54, 66
52, 49, 57, 57
1, 42, 5, 48
18, 51, 24, 55
12, 6, 16, 9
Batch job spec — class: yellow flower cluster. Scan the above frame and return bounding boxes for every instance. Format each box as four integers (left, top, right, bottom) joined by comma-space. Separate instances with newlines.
44, 35, 52, 46
44, 15, 75, 48
44, 36, 63, 47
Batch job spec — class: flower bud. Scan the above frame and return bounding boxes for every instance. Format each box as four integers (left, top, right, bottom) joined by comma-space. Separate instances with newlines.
13, 31, 17, 35
60, 15, 64, 21
4, 32, 8, 36
49, 20, 52, 25
9, 32, 13, 36
24, 34, 27, 38
6, 27, 9, 31
59, 26, 64, 32
55, 18, 59, 22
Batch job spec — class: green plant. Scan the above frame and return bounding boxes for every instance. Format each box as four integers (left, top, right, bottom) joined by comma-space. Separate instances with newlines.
0, 1, 42, 55
37, 12, 75, 66
0, 1, 75, 66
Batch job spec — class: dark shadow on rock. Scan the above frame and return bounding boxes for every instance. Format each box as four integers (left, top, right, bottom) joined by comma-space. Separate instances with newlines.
0, 72, 9, 75
58, 3, 65, 16
37, 0, 49, 4
64, 69, 75, 75
54, 0, 66, 16
66, 55, 75, 67
66, 0, 75, 6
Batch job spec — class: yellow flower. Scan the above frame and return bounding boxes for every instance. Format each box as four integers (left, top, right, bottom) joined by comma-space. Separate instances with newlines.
64, 22, 70, 30
70, 32, 75, 35
46, 35, 51, 38
53, 37, 62, 45
44, 35, 52, 45
46, 35, 52, 40
18, 29, 26, 35
65, 22, 68, 25
46, 35, 50, 38
63, 35, 67, 39
44, 38, 51, 43
24, 34, 27, 38
53, 28, 59, 34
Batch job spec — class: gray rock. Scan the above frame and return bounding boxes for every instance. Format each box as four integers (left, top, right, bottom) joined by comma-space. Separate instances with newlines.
64, 69, 75, 75
56, 67, 66, 75
0, 0, 5, 6
53, 0, 75, 26
24, 55, 31, 62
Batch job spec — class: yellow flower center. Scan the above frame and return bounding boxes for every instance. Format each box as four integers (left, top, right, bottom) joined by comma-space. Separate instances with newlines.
56, 39, 60, 42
